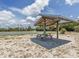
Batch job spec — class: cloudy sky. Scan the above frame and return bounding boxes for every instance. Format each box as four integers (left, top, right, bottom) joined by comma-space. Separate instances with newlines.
0, 0, 79, 28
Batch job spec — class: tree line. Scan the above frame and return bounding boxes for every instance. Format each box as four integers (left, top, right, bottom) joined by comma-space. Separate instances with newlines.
35, 22, 79, 32
0, 22, 79, 32
0, 26, 34, 32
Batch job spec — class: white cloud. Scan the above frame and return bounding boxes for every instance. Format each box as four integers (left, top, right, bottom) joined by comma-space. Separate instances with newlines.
70, 15, 73, 18
0, 10, 17, 27
0, 0, 49, 28
74, 16, 79, 21
77, 16, 79, 18
0, 10, 15, 21
0, 11, 41, 28
26, 16, 41, 21
10, 0, 49, 16
25, 16, 41, 25
0, 10, 18, 28
0, 10, 41, 27
26, 17, 36, 21
13, 16, 41, 27
65, 0, 79, 6
22, 0, 49, 16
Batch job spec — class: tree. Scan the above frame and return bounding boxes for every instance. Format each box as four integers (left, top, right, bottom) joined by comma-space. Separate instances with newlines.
74, 26, 79, 32
27, 26, 32, 31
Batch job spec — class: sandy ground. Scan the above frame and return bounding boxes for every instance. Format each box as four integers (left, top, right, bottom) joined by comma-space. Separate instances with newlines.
0, 32, 79, 58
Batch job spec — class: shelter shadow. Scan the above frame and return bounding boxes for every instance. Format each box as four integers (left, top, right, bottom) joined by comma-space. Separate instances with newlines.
31, 37, 71, 49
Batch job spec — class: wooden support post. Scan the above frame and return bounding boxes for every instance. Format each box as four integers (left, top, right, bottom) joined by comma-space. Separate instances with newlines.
43, 18, 46, 35
56, 21, 59, 39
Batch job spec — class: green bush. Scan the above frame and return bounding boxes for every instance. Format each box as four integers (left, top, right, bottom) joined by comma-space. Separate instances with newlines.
27, 26, 32, 31
74, 26, 79, 32
36, 26, 44, 31
60, 28, 67, 34
60, 22, 78, 31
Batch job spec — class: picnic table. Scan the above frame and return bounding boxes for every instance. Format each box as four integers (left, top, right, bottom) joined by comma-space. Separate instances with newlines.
36, 33, 53, 39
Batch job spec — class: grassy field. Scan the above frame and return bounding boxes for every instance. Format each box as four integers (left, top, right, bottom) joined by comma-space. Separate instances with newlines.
0, 31, 56, 36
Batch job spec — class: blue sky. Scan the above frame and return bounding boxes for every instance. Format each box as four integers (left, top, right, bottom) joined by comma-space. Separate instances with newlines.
0, 0, 79, 28
44, 0, 79, 19
0, 0, 79, 18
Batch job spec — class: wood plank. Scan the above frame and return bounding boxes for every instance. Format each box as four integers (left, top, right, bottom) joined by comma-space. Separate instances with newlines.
56, 21, 59, 39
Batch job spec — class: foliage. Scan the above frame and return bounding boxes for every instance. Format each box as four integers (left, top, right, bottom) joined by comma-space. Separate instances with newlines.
35, 21, 79, 32
0, 22, 79, 32
74, 26, 79, 32
60, 22, 79, 31
0, 27, 27, 32
60, 28, 67, 34
27, 26, 32, 31
35, 26, 44, 31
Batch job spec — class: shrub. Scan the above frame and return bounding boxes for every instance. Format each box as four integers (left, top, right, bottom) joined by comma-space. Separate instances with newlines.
27, 26, 32, 31
60, 22, 78, 31
60, 28, 67, 34
36, 26, 44, 31
74, 26, 79, 32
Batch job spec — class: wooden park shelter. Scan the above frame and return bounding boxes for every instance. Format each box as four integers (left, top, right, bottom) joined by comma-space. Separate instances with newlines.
35, 14, 77, 39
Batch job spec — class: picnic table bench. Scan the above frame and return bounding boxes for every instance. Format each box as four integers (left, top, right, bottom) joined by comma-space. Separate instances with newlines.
36, 33, 53, 39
